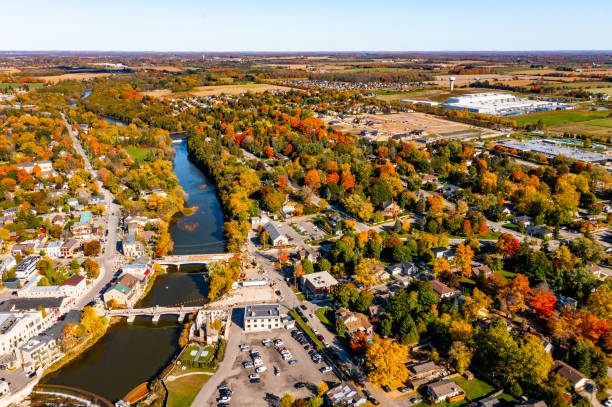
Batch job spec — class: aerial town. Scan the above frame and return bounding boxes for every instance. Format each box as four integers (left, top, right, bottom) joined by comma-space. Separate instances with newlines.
0, 5, 612, 407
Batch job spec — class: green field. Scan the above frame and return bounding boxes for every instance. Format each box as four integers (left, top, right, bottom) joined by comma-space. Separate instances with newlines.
514, 109, 610, 127
167, 372, 211, 407
588, 87, 612, 96
0, 82, 44, 89
125, 146, 153, 165
451, 376, 496, 400
585, 117, 612, 128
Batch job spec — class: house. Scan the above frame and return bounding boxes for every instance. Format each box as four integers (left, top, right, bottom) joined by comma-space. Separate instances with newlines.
432, 248, 455, 260
51, 215, 64, 226
39, 240, 64, 258
189, 309, 228, 345
408, 361, 446, 388
426, 379, 465, 404
301, 271, 338, 299
15, 256, 40, 280
280, 204, 296, 218
89, 195, 105, 206
512, 215, 532, 227
472, 263, 493, 278
440, 185, 460, 198
66, 198, 79, 208
527, 225, 553, 239
297, 247, 320, 263
262, 222, 288, 246
243, 303, 282, 332
250, 214, 270, 229
11, 242, 37, 257
551, 360, 593, 391
335, 308, 373, 336
61, 239, 80, 257
429, 279, 457, 299
422, 174, 438, 183
381, 200, 401, 218
326, 382, 367, 406
516, 400, 547, 407
122, 235, 145, 257
387, 261, 417, 276
478, 396, 501, 407
127, 222, 139, 237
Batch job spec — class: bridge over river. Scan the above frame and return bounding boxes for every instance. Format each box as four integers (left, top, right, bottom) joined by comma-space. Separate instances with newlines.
156, 253, 235, 268
100, 305, 203, 323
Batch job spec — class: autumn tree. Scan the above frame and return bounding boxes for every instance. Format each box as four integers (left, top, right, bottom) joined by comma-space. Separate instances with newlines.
455, 243, 474, 278
449, 341, 473, 374
365, 339, 409, 388
529, 290, 557, 317
496, 234, 520, 258
304, 170, 321, 190
433, 258, 451, 278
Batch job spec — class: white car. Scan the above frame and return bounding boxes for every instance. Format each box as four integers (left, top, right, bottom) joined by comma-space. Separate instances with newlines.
248, 373, 260, 380
320, 366, 332, 373
255, 366, 267, 373
239, 344, 249, 351
262, 338, 272, 345
253, 357, 263, 366
603, 399, 612, 407
274, 339, 283, 346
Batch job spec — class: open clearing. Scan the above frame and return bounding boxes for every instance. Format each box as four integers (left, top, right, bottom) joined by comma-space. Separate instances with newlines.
324, 111, 496, 140
513, 109, 610, 127
0, 82, 44, 89
142, 83, 293, 98
37, 73, 113, 83
166, 370, 211, 407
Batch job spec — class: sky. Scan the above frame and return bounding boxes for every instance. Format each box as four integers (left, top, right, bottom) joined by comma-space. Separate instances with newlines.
1, 0, 611, 52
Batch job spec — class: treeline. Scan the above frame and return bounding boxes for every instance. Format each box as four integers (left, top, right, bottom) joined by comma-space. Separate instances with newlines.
310, 70, 431, 84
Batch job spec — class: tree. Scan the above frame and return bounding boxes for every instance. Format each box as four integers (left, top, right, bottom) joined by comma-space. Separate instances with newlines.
455, 243, 474, 278
463, 288, 492, 321
399, 314, 419, 345
365, 339, 409, 388
541, 372, 570, 407
433, 258, 451, 278
587, 284, 612, 321
260, 230, 270, 248
354, 258, 384, 287
317, 258, 331, 272
304, 170, 321, 190
449, 319, 473, 342
503, 274, 530, 313
449, 341, 473, 374
496, 234, 520, 258
392, 245, 412, 262
354, 290, 374, 313
329, 284, 359, 308
83, 240, 101, 256
317, 382, 329, 396
342, 193, 373, 221
280, 394, 295, 407
301, 259, 314, 274
569, 237, 604, 265
80, 306, 104, 336
529, 290, 557, 317
335, 318, 346, 336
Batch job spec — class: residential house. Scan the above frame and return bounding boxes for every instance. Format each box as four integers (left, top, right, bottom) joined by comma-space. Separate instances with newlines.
262, 222, 288, 246
430, 279, 457, 299
39, 240, 64, 258
432, 248, 455, 260
280, 204, 296, 218
326, 382, 367, 406
381, 200, 401, 218
422, 174, 438, 183
478, 396, 501, 407
426, 379, 465, 404
11, 242, 37, 257
527, 225, 553, 239
335, 308, 373, 336
440, 185, 460, 199
409, 361, 445, 380
301, 271, 338, 299
297, 247, 320, 263
512, 215, 532, 227
387, 261, 417, 277
472, 263, 493, 278
551, 360, 593, 392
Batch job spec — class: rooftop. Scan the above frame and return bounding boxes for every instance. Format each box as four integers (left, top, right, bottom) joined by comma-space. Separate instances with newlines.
301, 271, 338, 289
244, 303, 281, 319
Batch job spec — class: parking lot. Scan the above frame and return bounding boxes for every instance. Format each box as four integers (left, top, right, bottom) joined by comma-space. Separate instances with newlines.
283, 217, 327, 244
219, 328, 338, 406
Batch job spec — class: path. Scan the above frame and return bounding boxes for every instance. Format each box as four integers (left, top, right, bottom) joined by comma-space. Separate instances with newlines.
190, 309, 242, 406
165, 371, 214, 382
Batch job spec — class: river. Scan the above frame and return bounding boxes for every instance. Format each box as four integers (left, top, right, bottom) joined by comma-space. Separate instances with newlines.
36, 138, 224, 403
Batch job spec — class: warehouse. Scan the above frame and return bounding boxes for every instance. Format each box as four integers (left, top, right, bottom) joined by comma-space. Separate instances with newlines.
442, 93, 573, 116
497, 139, 609, 163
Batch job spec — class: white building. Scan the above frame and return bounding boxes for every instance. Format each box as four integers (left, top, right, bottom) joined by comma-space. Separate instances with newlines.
15, 256, 40, 280
39, 240, 64, 258
0, 312, 45, 357
0, 256, 16, 274
262, 222, 288, 246
18, 334, 62, 370
442, 93, 573, 116
243, 303, 282, 332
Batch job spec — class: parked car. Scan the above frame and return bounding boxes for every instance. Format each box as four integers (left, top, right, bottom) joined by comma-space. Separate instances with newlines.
409, 397, 423, 405
369, 398, 380, 405
248, 374, 260, 380
399, 386, 413, 393
295, 382, 305, 388
243, 361, 253, 368
320, 366, 332, 373
239, 344, 249, 351
288, 359, 298, 365
255, 366, 267, 373
250, 378, 261, 384
300, 305, 307, 310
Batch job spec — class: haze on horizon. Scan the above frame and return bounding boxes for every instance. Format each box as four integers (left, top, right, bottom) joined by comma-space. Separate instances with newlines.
2, 0, 611, 52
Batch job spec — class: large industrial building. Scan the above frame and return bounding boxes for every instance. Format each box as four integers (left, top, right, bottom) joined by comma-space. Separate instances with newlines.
442, 93, 573, 116
496, 139, 610, 163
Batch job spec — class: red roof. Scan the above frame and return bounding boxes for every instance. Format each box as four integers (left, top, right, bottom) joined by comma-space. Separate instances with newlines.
61, 275, 85, 286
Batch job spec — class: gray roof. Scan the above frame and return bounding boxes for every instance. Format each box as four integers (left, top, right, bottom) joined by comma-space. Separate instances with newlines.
263, 222, 283, 242
244, 303, 281, 320
0, 297, 67, 312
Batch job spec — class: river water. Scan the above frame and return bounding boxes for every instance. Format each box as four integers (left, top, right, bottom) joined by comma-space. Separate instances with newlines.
37, 138, 224, 403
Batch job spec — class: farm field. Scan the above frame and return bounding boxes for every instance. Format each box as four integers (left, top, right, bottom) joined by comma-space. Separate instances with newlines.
0, 82, 44, 89
587, 86, 612, 95
550, 121, 612, 138
513, 109, 610, 127
37, 73, 113, 83
142, 83, 293, 98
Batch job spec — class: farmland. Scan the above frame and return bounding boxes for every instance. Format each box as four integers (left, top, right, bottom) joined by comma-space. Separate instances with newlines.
142, 83, 293, 98
0, 82, 44, 89
36, 73, 113, 83
513, 108, 610, 127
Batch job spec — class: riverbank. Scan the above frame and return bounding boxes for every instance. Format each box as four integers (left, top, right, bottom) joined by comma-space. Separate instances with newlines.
43, 326, 108, 377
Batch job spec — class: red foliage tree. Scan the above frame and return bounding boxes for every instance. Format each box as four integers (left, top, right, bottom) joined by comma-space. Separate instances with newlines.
529, 290, 557, 317
496, 233, 520, 258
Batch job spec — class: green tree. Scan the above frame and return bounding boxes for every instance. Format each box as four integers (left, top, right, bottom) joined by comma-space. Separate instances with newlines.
354, 290, 374, 313
301, 259, 314, 274
335, 318, 346, 336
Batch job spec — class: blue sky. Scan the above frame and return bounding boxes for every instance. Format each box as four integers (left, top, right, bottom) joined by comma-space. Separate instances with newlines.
2, 0, 611, 51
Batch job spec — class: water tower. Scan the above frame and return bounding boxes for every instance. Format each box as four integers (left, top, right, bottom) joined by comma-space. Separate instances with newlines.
449, 76, 456, 91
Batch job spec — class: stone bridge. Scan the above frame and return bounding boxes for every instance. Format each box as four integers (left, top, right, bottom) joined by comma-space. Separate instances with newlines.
156, 253, 235, 268
102, 305, 203, 323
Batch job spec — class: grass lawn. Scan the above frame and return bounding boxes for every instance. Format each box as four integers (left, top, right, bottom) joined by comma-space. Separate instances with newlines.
502, 223, 518, 231
496, 269, 517, 279
513, 109, 609, 127
125, 146, 153, 165
315, 307, 333, 329
451, 376, 496, 400
289, 309, 325, 351
182, 345, 214, 363
166, 372, 211, 407
584, 117, 612, 128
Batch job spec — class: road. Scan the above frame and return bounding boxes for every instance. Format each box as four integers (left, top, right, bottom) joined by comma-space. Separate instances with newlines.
61, 113, 122, 309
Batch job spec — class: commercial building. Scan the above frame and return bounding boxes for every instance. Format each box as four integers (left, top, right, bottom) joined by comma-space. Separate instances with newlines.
15, 256, 39, 280
441, 93, 573, 116
18, 334, 62, 370
0, 312, 45, 357
262, 222, 288, 246
243, 303, 282, 332
301, 271, 338, 299
496, 139, 609, 164
39, 240, 64, 258
103, 273, 142, 307
122, 235, 145, 257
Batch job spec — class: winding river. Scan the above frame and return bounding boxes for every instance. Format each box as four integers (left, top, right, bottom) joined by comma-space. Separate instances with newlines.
37, 138, 224, 403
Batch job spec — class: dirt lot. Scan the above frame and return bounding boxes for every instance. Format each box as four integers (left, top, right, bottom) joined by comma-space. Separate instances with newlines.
142, 83, 293, 98
38, 72, 113, 83
325, 112, 495, 139
219, 329, 338, 406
